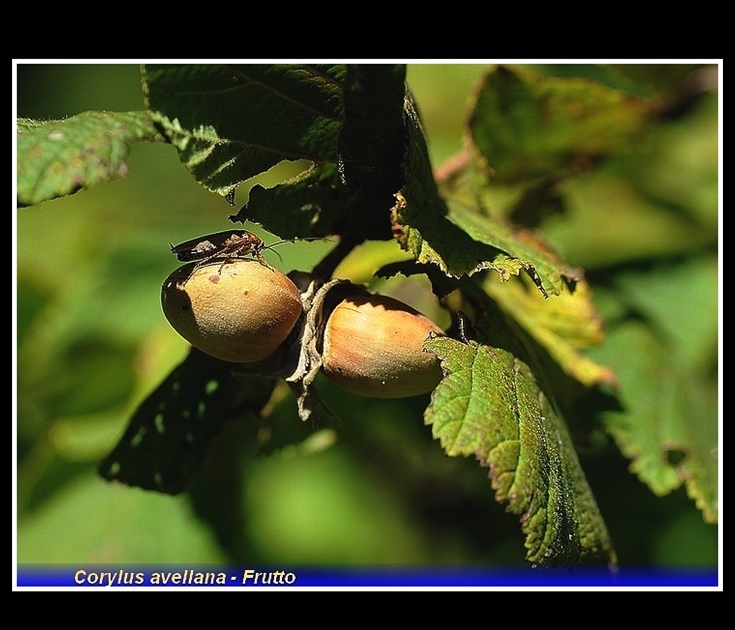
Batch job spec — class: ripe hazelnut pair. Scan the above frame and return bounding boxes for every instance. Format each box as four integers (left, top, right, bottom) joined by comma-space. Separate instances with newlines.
161, 259, 444, 399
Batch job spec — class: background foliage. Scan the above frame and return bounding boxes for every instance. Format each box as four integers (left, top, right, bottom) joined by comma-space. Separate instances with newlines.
15, 63, 719, 570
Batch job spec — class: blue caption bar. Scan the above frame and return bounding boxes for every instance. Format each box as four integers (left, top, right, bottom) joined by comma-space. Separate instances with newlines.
16, 566, 719, 588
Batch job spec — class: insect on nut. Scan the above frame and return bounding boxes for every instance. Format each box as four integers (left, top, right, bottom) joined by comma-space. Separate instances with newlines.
170, 229, 273, 266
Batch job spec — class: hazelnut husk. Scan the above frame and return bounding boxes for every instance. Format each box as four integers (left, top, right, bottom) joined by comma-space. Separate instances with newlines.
161, 259, 302, 363
321, 293, 444, 398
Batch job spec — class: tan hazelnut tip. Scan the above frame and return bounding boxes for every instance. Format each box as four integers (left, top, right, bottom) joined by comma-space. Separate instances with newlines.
161, 259, 302, 363
322, 294, 444, 398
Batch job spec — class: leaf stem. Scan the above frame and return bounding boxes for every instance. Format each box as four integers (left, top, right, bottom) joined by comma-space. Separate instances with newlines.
311, 235, 361, 280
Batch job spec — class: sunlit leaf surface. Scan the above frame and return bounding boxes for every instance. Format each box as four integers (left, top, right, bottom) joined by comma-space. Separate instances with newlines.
425, 336, 617, 567
17, 111, 160, 206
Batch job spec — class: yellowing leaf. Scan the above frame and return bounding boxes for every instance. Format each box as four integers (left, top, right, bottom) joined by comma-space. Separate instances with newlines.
485, 275, 617, 389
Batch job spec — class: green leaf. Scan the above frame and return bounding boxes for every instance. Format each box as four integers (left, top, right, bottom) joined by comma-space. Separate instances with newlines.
390, 95, 478, 276
425, 336, 617, 567
16, 111, 161, 206
337, 64, 407, 240
613, 257, 719, 371
469, 66, 652, 184
606, 63, 712, 97
629, 91, 719, 230
590, 259, 719, 524
98, 348, 275, 495
235, 65, 408, 242
231, 163, 344, 239
143, 64, 345, 198
544, 173, 715, 270
392, 95, 581, 296
446, 201, 583, 297
595, 321, 718, 524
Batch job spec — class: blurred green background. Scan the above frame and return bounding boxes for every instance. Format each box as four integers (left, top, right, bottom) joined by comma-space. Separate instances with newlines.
15, 63, 719, 570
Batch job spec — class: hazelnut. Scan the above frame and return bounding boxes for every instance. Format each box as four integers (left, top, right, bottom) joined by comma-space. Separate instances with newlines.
321, 293, 444, 398
161, 259, 302, 363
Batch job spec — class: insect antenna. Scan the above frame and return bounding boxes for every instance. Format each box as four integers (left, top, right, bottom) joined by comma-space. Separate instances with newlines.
260, 240, 285, 263
260, 236, 328, 260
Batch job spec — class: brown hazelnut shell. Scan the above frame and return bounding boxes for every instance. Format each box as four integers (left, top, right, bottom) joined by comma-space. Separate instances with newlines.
321, 293, 444, 398
161, 259, 302, 363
